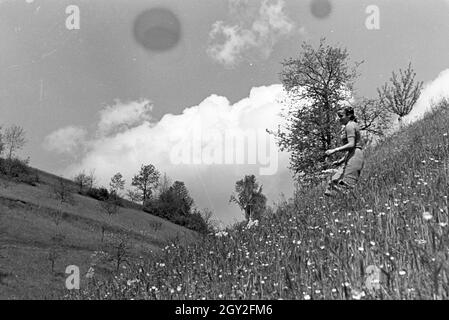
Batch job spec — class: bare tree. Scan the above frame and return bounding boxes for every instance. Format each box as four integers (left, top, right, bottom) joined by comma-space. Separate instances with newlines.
377, 62, 423, 123
4, 125, 26, 160
99, 196, 120, 216
53, 177, 74, 205
354, 98, 394, 144
155, 172, 172, 198
106, 234, 130, 272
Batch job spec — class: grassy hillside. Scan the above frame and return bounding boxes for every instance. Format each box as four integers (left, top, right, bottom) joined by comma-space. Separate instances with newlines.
70, 100, 449, 300
0, 168, 198, 299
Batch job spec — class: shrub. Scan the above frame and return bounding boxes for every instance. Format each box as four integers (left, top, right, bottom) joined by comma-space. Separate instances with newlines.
0, 157, 39, 186
85, 187, 109, 201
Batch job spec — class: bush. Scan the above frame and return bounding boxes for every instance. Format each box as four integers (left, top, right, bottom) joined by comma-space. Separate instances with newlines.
143, 201, 209, 234
0, 157, 39, 186
84, 187, 109, 201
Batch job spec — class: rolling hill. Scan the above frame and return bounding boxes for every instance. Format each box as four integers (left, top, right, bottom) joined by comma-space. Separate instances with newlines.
66, 99, 449, 300
0, 168, 198, 299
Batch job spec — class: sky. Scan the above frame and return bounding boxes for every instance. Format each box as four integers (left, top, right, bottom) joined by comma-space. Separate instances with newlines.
1, 0, 449, 225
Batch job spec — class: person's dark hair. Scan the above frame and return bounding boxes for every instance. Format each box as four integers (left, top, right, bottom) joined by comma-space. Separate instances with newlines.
342, 106, 357, 122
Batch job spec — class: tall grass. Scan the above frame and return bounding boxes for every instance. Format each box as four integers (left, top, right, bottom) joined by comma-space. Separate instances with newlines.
68, 100, 449, 300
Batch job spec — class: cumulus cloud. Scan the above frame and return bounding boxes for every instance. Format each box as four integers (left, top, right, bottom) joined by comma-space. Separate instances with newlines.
97, 99, 153, 135
207, 0, 300, 68
403, 68, 449, 124
43, 126, 87, 154
46, 85, 293, 224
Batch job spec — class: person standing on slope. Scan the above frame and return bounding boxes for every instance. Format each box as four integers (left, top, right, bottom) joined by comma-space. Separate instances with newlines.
324, 106, 364, 196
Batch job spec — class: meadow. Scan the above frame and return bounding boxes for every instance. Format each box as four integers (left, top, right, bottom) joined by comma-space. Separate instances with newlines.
0, 169, 197, 299
67, 99, 449, 300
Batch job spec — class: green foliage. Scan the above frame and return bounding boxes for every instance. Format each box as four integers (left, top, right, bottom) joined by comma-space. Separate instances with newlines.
73, 172, 90, 193
275, 38, 362, 180
230, 174, 267, 221
0, 157, 39, 186
110, 172, 125, 195
131, 164, 160, 205
85, 187, 109, 201
143, 180, 209, 233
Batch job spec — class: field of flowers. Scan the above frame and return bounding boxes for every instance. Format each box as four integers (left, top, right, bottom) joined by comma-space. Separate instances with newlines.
68, 100, 449, 300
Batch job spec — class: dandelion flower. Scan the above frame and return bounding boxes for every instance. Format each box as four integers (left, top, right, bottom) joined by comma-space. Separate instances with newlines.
352, 289, 365, 300
423, 211, 433, 220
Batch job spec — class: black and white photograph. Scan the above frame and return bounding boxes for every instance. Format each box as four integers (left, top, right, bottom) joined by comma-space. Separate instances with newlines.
1, 0, 449, 305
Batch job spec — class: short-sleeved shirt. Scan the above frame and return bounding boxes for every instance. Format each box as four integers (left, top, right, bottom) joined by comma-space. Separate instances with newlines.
341, 121, 363, 150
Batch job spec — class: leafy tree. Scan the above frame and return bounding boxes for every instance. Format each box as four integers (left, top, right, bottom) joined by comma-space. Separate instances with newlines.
273, 38, 362, 181
109, 172, 125, 195
377, 62, 423, 123
126, 189, 141, 203
131, 164, 160, 205
169, 181, 194, 215
73, 171, 90, 193
3, 125, 26, 160
230, 175, 267, 221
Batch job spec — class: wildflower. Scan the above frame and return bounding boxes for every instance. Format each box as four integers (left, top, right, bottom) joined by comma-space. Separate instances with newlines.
370, 241, 376, 246
423, 211, 433, 220
218, 294, 223, 298
127, 279, 138, 286
177, 285, 182, 292
85, 267, 95, 279
366, 209, 373, 213
332, 288, 337, 293
215, 231, 228, 237
358, 246, 364, 252
439, 222, 448, 227
399, 270, 406, 276
352, 289, 365, 300
246, 219, 259, 229
304, 294, 311, 300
